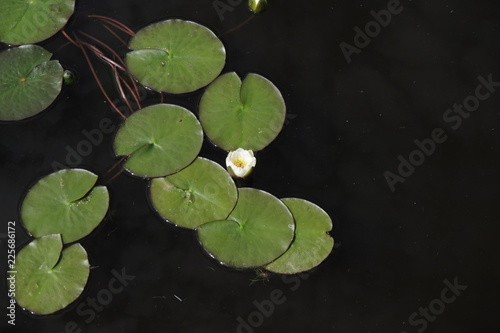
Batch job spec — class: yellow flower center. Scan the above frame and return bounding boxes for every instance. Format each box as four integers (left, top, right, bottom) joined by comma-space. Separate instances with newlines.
233, 159, 247, 168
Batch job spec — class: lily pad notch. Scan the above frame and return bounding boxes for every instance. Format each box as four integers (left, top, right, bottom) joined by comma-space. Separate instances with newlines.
113, 103, 204, 178
265, 198, 334, 274
0, 45, 64, 121
15, 234, 90, 315
126, 19, 226, 94
150, 157, 238, 229
197, 188, 295, 268
199, 72, 286, 151
20, 168, 110, 244
16, 168, 109, 314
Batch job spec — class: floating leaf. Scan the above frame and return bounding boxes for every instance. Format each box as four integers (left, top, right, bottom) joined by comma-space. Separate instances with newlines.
126, 19, 226, 94
15, 234, 89, 315
199, 72, 286, 151
0, 45, 63, 121
114, 104, 203, 177
21, 169, 109, 244
197, 188, 294, 268
150, 157, 238, 229
265, 198, 334, 274
0, 0, 75, 45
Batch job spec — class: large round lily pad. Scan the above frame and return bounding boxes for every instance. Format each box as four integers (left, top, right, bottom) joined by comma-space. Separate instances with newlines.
199, 72, 286, 151
15, 234, 90, 315
0, 45, 63, 121
150, 157, 238, 229
265, 198, 334, 274
197, 188, 294, 268
20, 169, 109, 244
126, 19, 226, 94
114, 104, 203, 177
0, 0, 75, 45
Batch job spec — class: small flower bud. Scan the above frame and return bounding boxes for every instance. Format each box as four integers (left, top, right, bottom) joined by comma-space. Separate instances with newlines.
248, 0, 268, 13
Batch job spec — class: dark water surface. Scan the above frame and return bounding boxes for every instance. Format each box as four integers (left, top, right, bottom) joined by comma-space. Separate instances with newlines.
1, 0, 499, 332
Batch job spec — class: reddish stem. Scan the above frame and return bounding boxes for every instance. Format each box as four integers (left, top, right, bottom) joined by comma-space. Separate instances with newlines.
102, 23, 128, 47
78, 30, 142, 105
74, 34, 127, 119
79, 40, 127, 71
62, 30, 79, 47
88, 15, 135, 36
117, 71, 142, 110
113, 67, 134, 113
104, 155, 128, 183
105, 167, 126, 184
79, 31, 126, 66
106, 155, 127, 175
220, 14, 255, 36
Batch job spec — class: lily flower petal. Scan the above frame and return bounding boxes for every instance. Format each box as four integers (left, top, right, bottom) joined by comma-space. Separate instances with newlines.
226, 148, 256, 178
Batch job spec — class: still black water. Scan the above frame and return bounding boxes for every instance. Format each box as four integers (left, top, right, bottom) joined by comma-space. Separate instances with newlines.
1, 0, 500, 332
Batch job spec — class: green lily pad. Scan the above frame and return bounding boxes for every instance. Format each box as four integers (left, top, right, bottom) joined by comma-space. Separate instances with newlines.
0, 0, 75, 45
15, 234, 90, 315
265, 198, 334, 274
197, 188, 294, 268
150, 157, 238, 229
114, 104, 203, 177
20, 169, 109, 244
126, 19, 226, 94
0, 45, 63, 121
199, 72, 286, 151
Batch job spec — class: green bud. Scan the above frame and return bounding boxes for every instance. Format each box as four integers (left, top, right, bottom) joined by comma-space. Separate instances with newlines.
248, 0, 268, 13
63, 70, 76, 85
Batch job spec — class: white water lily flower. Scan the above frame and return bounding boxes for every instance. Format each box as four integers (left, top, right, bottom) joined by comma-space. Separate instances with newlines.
226, 148, 256, 178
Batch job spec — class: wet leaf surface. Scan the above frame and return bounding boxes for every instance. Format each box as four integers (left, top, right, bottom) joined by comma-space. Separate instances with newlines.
114, 104, 203, 178
21, 169, 109, 243
265, 198, 334, 274
0, 45, 63, 121
197, 188, 294, 268
126, 19, 225, 94
15, 234, 89, 315
199, 72, 286, 151
150, 157, 238, 229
